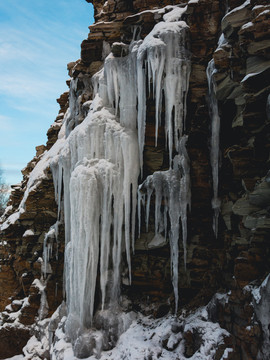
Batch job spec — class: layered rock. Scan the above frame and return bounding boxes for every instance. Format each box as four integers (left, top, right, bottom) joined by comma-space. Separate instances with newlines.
0, 0, 270, 358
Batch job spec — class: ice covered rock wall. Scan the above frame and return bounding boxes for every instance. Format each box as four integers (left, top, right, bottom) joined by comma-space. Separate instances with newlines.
0, 0, 270, 358
48, 9, 191, 333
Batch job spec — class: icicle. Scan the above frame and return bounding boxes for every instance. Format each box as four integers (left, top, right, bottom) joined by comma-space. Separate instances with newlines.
135, 20, 191, 311
137, 188, 145, 238
137, 55, 147, 174
137, 21, 191, 167
138, 137, 190, 312
132, 25, 141, 41
42, 222, 59, 278
207, 59, 221, 238
53, 104, 139, 327
46, 6, 192, 339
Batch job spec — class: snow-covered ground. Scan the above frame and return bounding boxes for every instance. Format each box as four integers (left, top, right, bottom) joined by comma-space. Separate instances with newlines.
4, 304, 233, 360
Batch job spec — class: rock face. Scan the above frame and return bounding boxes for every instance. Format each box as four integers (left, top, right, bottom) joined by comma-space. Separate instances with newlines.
0, 0, 270, 358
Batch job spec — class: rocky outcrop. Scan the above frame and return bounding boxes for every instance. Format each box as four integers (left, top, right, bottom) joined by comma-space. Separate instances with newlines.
0, 0, 269, 358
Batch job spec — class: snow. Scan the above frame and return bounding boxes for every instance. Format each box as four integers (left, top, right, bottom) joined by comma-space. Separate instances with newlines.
48, 307, 231, 360
12, 299, 23, 307
255, 9, 270, 18
32, 278, 46, 293
1, 133, 66, 233
207, 59, 221, 238
21, 138, 66, 209
251, 274, 270, 359
225, 0, 250, 15
241, 71, 260, 82
1, 210, 22, 231
163, 6, 187, 22
252, 5, 265, 10
23, 334, 49, 359
22, 229, 35, 237
0, 297, 30, 329
220, 348, 233, 359
240, 21, 253, 30
1, 204, 12, 217
217, 34, 227, 49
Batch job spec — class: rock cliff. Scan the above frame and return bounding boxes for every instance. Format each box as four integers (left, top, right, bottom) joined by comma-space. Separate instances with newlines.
0, 0, 270, 359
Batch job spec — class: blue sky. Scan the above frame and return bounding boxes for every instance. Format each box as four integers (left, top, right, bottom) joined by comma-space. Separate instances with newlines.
0, 0, 94, 185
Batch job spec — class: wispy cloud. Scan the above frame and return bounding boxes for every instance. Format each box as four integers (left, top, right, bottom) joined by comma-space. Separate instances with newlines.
0, 0, 93, 185
0, 72, 63, 101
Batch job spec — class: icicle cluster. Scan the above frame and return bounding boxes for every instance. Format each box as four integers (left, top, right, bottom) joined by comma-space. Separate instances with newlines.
51, 108, 139, 327
137, 21, 191, 170
47, 7, 191, 331
136, 19, 191, 311
139, 136, 190, 311
207, 59, 221, 238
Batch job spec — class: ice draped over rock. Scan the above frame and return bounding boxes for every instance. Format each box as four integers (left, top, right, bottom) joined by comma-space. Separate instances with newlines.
137, 20, 191, 170
138, 136, 191, 312
2, 0, 270, 358
45, 15, 192, 331
137, 20, 191, 312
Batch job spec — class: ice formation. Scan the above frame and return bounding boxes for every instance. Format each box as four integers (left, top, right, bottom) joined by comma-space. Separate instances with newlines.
51, 106, 140, 328
47, 14, 192, 339
43, 222, 59, 277
207, 59, 221, 238
1, 7, 192, 354
47, 13, 191, 329
138, 136, 191, 311
251, 275, 270, 359
137, 19, 191, 311
137, 20, 191, 169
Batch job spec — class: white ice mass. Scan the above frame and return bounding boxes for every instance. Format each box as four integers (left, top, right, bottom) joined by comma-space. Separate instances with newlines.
46, 12, 192, 333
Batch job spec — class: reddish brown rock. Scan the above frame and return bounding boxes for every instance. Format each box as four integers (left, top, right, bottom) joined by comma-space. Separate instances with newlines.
0, 327, 30, 359
0, 0, 270, 357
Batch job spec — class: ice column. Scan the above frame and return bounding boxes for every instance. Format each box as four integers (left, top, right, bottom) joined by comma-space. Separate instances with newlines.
52, 98, 139, 328
207, 59, 221, 238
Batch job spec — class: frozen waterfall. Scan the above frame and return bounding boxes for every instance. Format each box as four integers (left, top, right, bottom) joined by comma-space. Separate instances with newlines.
48, 12, 191, 336
52, 108, 139, 327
